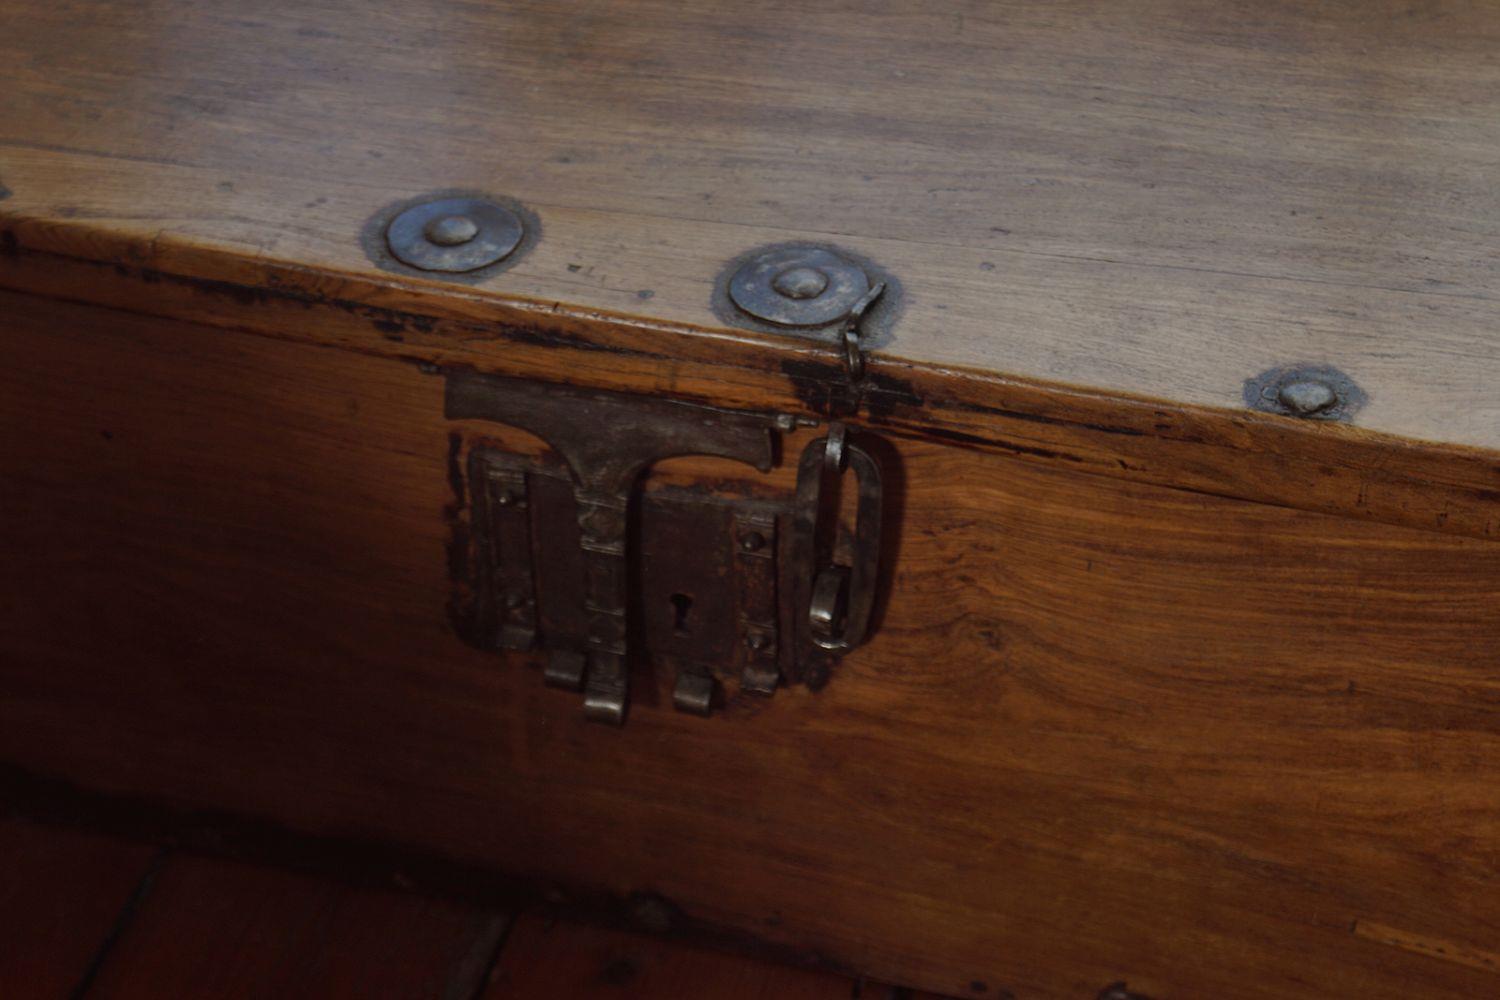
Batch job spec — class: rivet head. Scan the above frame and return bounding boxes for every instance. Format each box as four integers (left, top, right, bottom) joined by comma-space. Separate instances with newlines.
726, 244, 871, 328
384, 195, 526, 273
423, 214, 480, 247
1244, 364, 1363, 422
1277, 378, 1337, 416
744, 631, 771, 652
739, 531, 766, 552
771, 266, 829, 301
501, 590, 526, 610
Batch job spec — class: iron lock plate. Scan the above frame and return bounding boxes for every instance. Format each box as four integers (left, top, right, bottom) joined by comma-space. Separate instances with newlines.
466, 449, 790, 705
445, 370, 885, 725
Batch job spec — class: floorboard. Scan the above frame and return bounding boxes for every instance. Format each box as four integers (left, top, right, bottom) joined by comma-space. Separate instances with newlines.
484, 912, 866, 999
0, 813, 948, 998
0, 817, 157, 999
82, 854, 508, 1000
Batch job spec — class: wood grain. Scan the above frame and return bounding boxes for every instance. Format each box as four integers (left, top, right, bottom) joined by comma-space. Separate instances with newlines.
86, 854, 508, 1000
8, 250, 1500, 548
3, 0, 1500, 459
2, 288, 1498, 998
0, 819, 156, 999
1352, 920, 1500, 978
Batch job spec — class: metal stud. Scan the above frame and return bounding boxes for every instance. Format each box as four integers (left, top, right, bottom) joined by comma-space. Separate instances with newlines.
771, 266, 830, 300
1276, 378, 1337, 416
727, 244, 872, 328
1244, 364, 1364, 421
384, 195, 526, 273
424, 214, 480, 247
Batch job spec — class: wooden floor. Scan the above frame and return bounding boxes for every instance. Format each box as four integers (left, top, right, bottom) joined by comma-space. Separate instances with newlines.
0, 816, 947, 999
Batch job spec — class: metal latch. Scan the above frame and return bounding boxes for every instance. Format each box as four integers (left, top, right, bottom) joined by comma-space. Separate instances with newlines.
445, 371, 887, 725
790, 422, 883, 689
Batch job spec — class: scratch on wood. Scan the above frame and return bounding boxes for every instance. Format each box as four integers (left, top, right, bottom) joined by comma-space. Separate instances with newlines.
1353, 919, 1500, 975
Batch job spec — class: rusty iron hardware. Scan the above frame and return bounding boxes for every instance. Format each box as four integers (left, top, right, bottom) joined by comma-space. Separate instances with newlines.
447, 371, 889, 724
713, 242, 900, 353
838, 282, 885, 385
1242, 363, 1364, 422
365, 191, 539, 281
727, 244, 873, 328
385, 195, 525, 272
790, 422, 884, 687
448, 371, 791, 724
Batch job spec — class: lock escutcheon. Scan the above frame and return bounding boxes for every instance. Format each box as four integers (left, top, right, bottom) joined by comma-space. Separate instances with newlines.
446, 372, 886, 724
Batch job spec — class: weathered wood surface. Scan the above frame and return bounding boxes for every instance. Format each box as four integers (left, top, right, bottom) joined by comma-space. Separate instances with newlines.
8, 246, 1500, 549
3, 292, 1498, 999
4, 0, 1500, 470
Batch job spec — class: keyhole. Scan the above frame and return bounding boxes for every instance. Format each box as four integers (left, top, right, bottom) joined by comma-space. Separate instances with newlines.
670, 593, 693, 636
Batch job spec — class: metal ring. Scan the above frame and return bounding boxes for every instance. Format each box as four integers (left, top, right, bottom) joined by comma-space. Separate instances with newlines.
728, 246, 871, 327
822, 421, 847, 476
794, 428, 884, 655
385, 196, 525, 273
840, 282, 884, 384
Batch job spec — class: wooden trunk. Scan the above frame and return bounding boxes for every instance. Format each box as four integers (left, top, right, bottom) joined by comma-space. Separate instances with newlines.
3, 3, 1499, 998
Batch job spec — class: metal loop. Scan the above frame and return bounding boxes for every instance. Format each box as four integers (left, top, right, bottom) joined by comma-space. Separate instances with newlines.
839, 282, 885, 384
822, 421, 847, 476
793, 424, 884, 656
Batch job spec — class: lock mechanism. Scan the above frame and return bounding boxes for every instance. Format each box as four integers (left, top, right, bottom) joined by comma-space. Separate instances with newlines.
445, 371, 886, 725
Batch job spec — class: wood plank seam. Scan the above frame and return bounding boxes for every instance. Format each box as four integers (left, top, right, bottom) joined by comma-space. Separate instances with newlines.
443, 913, 516, 1000
66, 848, 168, 1000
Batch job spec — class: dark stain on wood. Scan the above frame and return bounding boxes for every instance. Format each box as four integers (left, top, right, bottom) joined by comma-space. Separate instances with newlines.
949, 397, 1150, 438
8, 240, 1500, 544
444, 430, 477, 651
779, 357, 860, 416
778, 358, 923, 419
910, 422, 1088, 464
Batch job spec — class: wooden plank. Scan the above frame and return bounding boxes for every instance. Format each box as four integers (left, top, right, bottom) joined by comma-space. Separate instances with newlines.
1, 278, 1498, 998
0, 818, 156, 999
7, 255, 1500, 547
2, 0, 1500, 459
86, 854, 508, 1000
483, 914, 855, 999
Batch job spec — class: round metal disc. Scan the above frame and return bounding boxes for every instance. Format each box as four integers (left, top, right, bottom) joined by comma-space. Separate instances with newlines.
1243, 364, 1363, 422
728, 246, 870, 327
385, 197, 524, 273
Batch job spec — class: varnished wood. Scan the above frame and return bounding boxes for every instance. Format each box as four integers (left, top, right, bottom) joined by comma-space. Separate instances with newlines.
2, 292, 1498, 999
0, 818, 156, 998
4, 5, 1500, 992
8, 250, 1500, 547
86, 854, 508, 999
4, 0, 1500, 469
